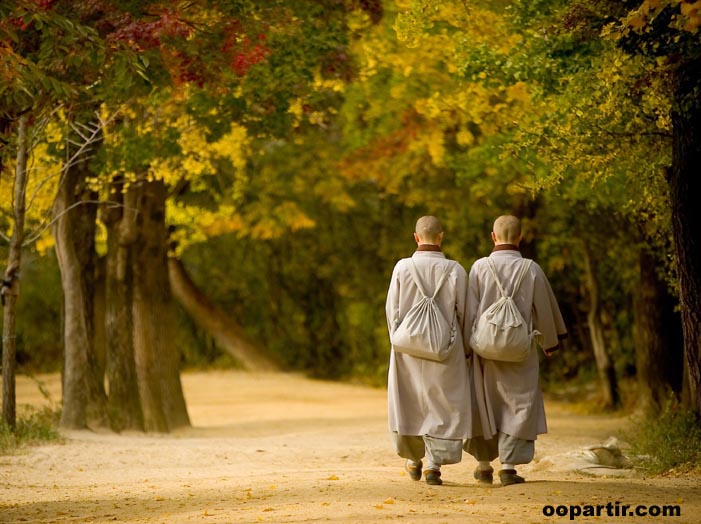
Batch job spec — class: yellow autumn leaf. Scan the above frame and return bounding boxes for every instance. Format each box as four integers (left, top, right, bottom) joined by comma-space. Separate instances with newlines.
426, 128, 445, 166
506, 82, 530, 104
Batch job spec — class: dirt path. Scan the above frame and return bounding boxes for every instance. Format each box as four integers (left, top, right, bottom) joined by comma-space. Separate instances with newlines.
1, 371, 700, 524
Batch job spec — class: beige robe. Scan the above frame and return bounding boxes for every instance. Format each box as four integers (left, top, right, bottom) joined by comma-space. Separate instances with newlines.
386, 251, 472, 440
467, 249, 567, 441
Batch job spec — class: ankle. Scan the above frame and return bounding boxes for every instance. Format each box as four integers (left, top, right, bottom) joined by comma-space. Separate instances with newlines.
425, 461, 441, 472
500, 462, 515, 472
478, 461, 493, 471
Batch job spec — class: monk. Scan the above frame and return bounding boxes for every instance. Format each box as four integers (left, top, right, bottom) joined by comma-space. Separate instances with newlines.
465, 215, 567, 486
386, 216, 472, 486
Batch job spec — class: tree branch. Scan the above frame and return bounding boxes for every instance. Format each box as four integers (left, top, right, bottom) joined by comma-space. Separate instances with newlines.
22, 108, 124, 245
22, 199, 131, 246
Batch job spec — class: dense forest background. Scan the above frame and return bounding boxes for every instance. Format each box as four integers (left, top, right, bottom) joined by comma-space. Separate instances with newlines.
2, 0, 700, 432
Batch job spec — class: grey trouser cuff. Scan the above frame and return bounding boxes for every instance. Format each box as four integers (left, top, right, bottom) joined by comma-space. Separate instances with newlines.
464, 432, 535, 465
391, 432, 463, 466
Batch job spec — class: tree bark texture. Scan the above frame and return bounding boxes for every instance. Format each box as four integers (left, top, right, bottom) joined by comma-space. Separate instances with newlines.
168, 258, 278, 372
102, 180, 143, 431
131, 180, 190, 432
305, 275, 346, 379
93, 255, 106, 379
633, 249, 684, 411
53, 134, 107, 430
583, 244, 620, 409
1, 114, 28, 429
671, 58, 701, 413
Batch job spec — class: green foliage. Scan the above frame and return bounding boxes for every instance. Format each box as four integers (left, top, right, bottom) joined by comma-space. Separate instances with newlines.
0, 406, 62, 455
1, 0, 689, 391
625, 401, 701, 474
13, 252, 64, 371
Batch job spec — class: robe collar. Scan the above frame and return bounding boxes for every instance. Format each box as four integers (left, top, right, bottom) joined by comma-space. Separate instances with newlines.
492, 243, 520, 252
416, 244, 442, 252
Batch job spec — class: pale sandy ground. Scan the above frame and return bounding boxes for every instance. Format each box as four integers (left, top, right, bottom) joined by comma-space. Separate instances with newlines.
1, 371, 700, 524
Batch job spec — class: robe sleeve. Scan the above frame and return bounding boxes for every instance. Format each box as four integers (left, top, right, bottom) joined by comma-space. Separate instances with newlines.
463, 261, 482, 355
454, 263, 469, 355
386, 261, 402, 336
532, 264, 568, 351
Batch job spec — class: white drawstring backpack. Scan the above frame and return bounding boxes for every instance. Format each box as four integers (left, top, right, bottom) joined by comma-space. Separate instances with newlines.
390, 260, 457, 362
470, 258, 541, 362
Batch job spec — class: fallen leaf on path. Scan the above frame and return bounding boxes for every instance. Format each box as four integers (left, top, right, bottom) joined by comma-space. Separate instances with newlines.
203, 509, 212, 516
374, 504, 384, 509
384, 498, 395, 504
326, 475, 339, 480
464, 499, 477, 505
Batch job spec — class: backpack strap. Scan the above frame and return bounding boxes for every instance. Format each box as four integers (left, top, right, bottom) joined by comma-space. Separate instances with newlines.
512, 259, 533, 297
486, 257, 532, 298
486, 258, 507, 298
406, 260, 428, 298
407, 260, 452, 299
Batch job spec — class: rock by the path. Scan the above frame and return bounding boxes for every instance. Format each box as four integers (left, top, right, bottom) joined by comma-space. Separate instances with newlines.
530, 436, 636, 477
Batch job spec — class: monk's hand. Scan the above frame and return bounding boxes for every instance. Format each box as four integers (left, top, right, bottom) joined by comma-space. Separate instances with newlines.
543, 347, 556, 358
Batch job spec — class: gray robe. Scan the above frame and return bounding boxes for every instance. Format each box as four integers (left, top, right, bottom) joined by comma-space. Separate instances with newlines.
386, 251, 472, 440
467, 249, 567, 441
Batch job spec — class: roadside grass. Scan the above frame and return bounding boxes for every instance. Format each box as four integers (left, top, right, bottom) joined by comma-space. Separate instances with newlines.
624, 400, 701, 475
0, 405, 62, 455
0, 374, 62, 455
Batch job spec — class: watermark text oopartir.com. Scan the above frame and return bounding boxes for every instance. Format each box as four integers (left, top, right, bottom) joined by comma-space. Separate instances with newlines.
542, 501, 681, 520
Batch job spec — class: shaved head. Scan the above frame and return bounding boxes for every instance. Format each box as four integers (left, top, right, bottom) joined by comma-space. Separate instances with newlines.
492, 215, 521, 244
415, 216, 443, 244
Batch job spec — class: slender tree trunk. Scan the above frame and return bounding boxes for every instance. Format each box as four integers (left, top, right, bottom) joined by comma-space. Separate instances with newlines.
131, 180, 189, 432
305, 275, 346, 379
582, 244, 620, 409
633, 249, 684, 411
102, 180, 143, 431
168, 257, 277, 371
53, 131, 107, 430
94, 255, 107, 379
671, 58, 701, 413
1, 114, 29, 429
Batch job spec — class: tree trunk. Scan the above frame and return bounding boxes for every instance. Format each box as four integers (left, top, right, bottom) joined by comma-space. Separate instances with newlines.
633, 249, 684, 411
53, 131, 107, 430
305, 275, 346, 379
671, 58, 701, 413
131, 180, 190, 432
1, 114, 29, 429
93, 255, 106, 380
582, 244, 620, 409
168, 257, 277, 371
102, 180, 143, 431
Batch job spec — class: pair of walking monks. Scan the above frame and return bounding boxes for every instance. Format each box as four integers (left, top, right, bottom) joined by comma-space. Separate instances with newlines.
386, 215, 568, 486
